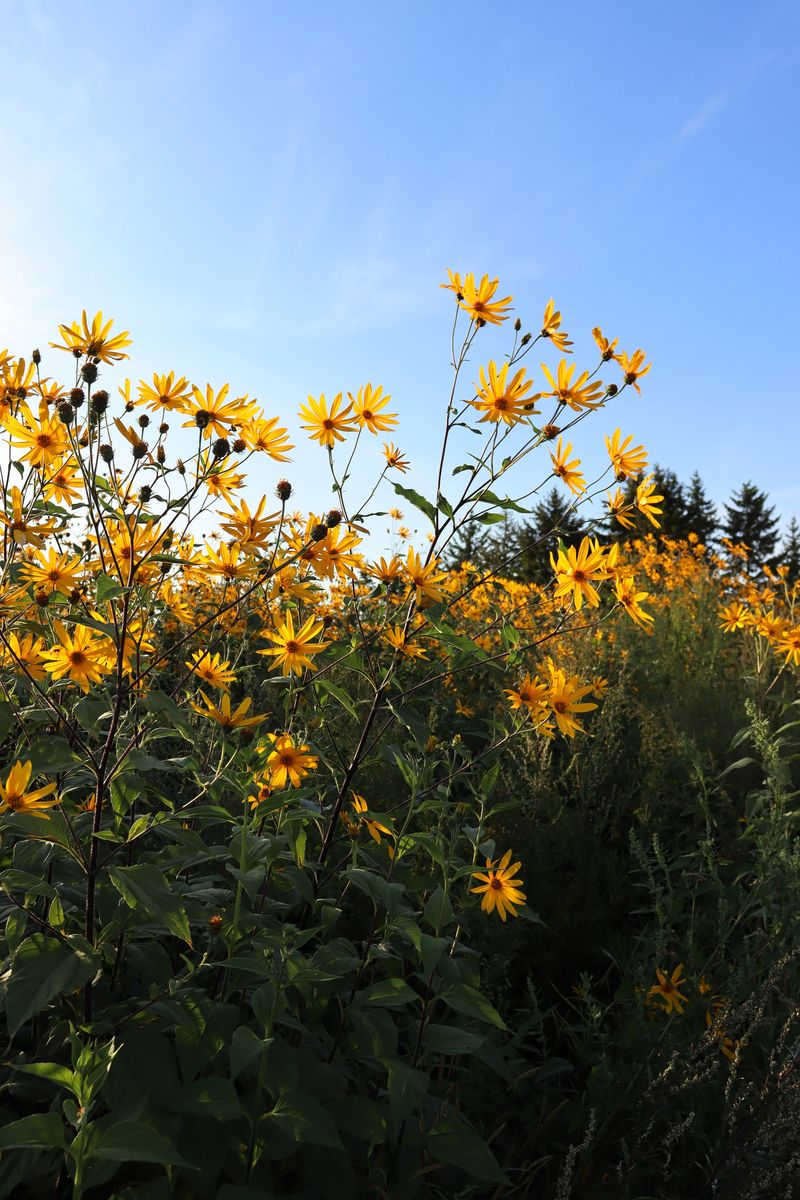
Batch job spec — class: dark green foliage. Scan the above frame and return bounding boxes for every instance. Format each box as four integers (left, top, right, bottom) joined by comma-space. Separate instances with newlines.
723, 480, 781, 570
780, 515, 800, 580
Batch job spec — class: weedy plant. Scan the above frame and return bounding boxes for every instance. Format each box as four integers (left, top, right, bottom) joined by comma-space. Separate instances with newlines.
0, 278, 700, 1199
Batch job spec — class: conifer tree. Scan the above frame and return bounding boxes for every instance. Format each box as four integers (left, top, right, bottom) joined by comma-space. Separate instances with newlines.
683, 471, 718, 543
510, 487, 586, 583
779, 515, 800, 581
722, 481, 780, 571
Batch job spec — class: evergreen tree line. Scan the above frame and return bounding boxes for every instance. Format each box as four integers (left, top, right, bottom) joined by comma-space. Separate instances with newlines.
445, 469, 800, 584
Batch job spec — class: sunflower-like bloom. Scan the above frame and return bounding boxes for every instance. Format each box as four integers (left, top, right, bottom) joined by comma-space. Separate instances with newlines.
340, 793, 394, 844
779, 625, 800, 666
266, 733, 318, 789
315, 525, 364, 581
545, 662, 597, 738
5, 405, 70, 468
440, 269, 465, 297
200, 540, 257, 583
190, 690, 267, 729
50, 310, 132, 363
258, 610, 330, 676
0, 761, 59, 819
472, 361, 535, 425
541, 299, 573, 353
186, 649, 237, 692
182, 384, 258, 440
614, 575, 655, 630
606, 487, 637, 530
405, 548, 447, 604
592, 326, 620, 362
218, 497, 280, 555
20, 548, 85, 597
550, 537, 610, 610
635, 476, 664, 528
605, 429, 648, 480
43, 623, 114, 693
534, 360, 605, 412
471, 850, 526, 921
618, 349, 651, 393
550, 437, 586, 495
458, 273, 513, 327
137, 372, 192, 412
385, 625, 427, 659
0, 486, 61, 548
648, 964, 688, 1016
349, 383, 398, 433
367, 554, 404, 584
298, 393, 356, 448
504, 674, 549, 719
383, 442, 410, 473
2, 632, 48, 681
238, 415, 294, 460
43, 457, 83, 506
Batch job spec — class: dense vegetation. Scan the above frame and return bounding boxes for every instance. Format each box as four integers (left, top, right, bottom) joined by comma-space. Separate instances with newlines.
0, 284, 798, 1199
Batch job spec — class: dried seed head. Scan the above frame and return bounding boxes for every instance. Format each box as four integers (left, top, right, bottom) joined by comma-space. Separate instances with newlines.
56, 401, 74, 425
311, 522, 329, 542
80, 361, 98, 384
131, 440, 149, 460
276, 479, 292, 501
89, 389, 107, 414
99, 443, 114, 463
212, 437, 230, 459
325, 509, 342, 528
138, 413, 150, 428
232, 437, 246, 454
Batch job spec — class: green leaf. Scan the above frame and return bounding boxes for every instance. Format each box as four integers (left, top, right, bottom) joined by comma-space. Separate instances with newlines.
422, 1024, 486, 1057
392, 483, 436, 523
354, 978, 420, 1009
334, 1096, 386, 1144
0, 1111, 66, 1150
428, 1113, 506, 1182
436, 493, 454, 518
95, 573, 127, 605
109, 865, 192, 945
266, 1093, 342, 1149
439, 982, 508, 1030
27, 735, 80, 775
423, 886, 453, 932
477, 512, 506, 525
0, 700, 15, 743
313, 678, 359, 720
5, 934, 98, 1038
90, 1120, 195, 1168
475, 488, 530, 514
126, 749, 174, 773
230, 1027, 272, 1081
12, 1061, 78, 1095
163, 1077, 241, 1121
386, 1061, 429, 1135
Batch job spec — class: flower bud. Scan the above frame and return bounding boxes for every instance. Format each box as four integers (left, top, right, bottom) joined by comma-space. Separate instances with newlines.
276, 479, 292, 501
208, 915, 223, 934
521, 332, 532, 345
514, 318, 522, 332
125, 400, 135, 413
138, 413, 150, 428
159, 422, 169, 435
177, 458, 186, 475
32, 348, 41, 365
606, 383, 619, 397
156, 445, 166, 464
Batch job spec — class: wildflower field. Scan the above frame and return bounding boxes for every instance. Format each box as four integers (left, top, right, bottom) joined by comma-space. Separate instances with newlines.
0, 278, 798, 1200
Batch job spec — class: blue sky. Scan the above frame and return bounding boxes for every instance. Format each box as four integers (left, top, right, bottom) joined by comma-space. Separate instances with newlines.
2, 0, 799, 542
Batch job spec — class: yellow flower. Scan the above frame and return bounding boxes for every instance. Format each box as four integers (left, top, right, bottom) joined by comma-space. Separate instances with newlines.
457, 273, 513, 327
648, 964, 688, 1016
440, 269, 465, 298
186, 649, 237, 692
137, 371, 192, 412
42, 457, 83, 505
385, 626, 427, 659
349, 383, 398, 433
218, 497, 280, 555
237, 415, 294, 460
618, 348, 652, 393
635, 476, 664, 528
50, 310, 132, 363
368, 555, 404, 584
405, 548, 446, 604
605, 429, 648, 480
258, 609, 330, 676
0, 761, 59, 819
43, 622, 114, 693
592, 326, 620, 362
550, 437, 586, 495
471, 850, 526, 921
266, 733, 318, 789
779, 625, 800, 666
614, 575, 655, 630
534, 360, 605, 412
341, 794, 394, 844
5, 405, 70, 468
545, 662, 597, 738
2, 631, 48, 681
550, 537, 609, 610
0, 486, 61, 548
472, 361, 535, 425
182, 384, 258, 440
383, 442, 410, 473
298, 392, 356, 448
541, 299, 573, 353
591, 675, 609, 698
190, 690, 267, 729
606, 487, 637, 530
